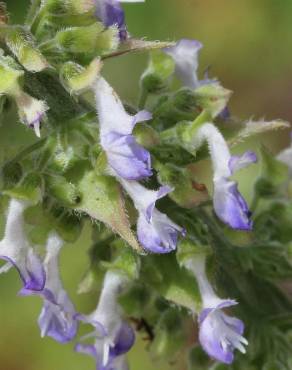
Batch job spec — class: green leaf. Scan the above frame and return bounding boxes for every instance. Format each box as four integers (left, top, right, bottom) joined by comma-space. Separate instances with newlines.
229, 119, 290, 147
102, 39, 175, 60
76, 170, 141, 252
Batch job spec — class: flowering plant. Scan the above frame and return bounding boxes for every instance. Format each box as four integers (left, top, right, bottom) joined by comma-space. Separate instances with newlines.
0, 1, 292, 369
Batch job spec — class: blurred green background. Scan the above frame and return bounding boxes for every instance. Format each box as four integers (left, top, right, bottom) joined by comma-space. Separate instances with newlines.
1, 1, 292, 369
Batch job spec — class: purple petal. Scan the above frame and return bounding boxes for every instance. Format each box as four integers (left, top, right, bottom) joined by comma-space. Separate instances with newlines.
198, 304, 247, 364
133, 110, 152, 125
137, 209, 182, 254
229, 151, 257, 174
164, 38, 203, 89
104, 133, 152, 180
218, 106, 230, 121
95, 0, 127, 40
75, 313, 107, 336
75, 343, 97, 358
38, 299, 78, 343
111, 323, 135, 357
213, 178, 252, 231
1, 252, 46, 295
145, 185, 172, 222
199, 300, 238, 323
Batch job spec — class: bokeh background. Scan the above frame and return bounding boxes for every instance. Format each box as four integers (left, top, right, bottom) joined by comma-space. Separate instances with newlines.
1, 1, 292, 369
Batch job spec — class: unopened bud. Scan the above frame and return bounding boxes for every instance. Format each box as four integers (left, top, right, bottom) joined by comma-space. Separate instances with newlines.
46, 175, 81, 206
56, 23, 119, 57
6, 27, 49, 72
141, 50, 175, 94
0, 53, 24, 95
194, 83, 232, 118
14, 91, 48, 137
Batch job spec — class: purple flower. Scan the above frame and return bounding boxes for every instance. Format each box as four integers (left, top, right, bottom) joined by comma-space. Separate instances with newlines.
95, 77, 152, 180
199, 300, 247, 364
95, 0, 145, 40
193, 123, 257, 230
0, 198, 45, 295
38, 233, 78, 343
163, 38, 203, 89
75, 271, 134, 370
184, 255, 248, 364
119, 179, 185, 253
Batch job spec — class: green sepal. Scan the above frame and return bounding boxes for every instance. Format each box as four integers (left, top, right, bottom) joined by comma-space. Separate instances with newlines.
45, 174, 81, 207
3, 172, 43, 203
155, 161, 209, 208
46, 134, 84, 174
1, 161, 23, 188
254, 146, 288, 198
254, 201, 292, 244
187, 345, 210, 370
141, 253, 200, 311
150, 308, 186, 360
119, 283, 154, 317
158, 110, 212, 158
24, 203, 83, 244
101, 240, 140, 280
141, 50, 175, 94
60, 58, 102, 94
194, 83, 232, 118
133, 123, 160, 149
152, 90, 201, 131
236, 242, 292, 281
177, 239, 211, 267
76, 170, 141, 252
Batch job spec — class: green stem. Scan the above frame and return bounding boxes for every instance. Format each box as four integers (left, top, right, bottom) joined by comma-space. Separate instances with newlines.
25, 0, 42, 25
250, 192, 260, 212
138, 88, 149, 110
189, 110, 211, 136
1, 138, 46, 170
30, 7, 47, 35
